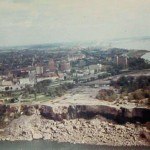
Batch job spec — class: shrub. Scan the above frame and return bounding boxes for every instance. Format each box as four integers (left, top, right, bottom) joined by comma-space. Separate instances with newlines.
96, 89, 117, 102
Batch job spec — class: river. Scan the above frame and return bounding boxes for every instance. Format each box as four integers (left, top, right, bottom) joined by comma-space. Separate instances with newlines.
111, 39, 150, 51
0, 141, 149, 150
142, 52, 150, 61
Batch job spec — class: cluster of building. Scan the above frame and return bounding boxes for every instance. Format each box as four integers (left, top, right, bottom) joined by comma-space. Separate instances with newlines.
0, 50, 129, 92
35, 59, 71, 76
0, 53, 85, 89
67, 53, 85, 62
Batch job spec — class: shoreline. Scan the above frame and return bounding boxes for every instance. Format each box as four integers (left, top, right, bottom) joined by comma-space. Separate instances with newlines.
0, 140, 150, 147
0, 140, 150, 150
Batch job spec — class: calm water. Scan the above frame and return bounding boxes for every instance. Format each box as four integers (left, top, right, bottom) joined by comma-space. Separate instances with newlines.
0, 141, 149, 150
142, 52, 150, 61
111, 40, 150, 51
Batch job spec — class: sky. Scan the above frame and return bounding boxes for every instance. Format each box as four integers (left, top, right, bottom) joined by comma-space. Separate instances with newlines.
0, 0, 150, 47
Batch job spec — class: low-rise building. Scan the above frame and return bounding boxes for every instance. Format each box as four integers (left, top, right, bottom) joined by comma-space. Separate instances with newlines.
88, 64, 102, 74
67, 53, 85, 62
1, 80, 13, 86
20, 78, 31, 85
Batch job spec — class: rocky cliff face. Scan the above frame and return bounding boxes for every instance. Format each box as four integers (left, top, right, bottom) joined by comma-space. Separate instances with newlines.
0, 104, 150, 145
39, 105, 150, 124
0, 104, 150, 127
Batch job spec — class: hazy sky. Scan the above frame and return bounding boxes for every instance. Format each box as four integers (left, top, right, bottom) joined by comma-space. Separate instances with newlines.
0, 0, 150, 46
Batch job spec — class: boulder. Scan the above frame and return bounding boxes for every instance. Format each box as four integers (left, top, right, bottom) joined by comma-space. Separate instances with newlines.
32, 131, 43, 140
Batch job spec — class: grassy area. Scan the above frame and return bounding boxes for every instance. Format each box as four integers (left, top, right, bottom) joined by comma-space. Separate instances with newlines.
20, 94, 51, 103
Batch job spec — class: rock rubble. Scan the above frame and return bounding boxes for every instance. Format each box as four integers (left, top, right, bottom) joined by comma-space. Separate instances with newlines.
0, 114, 149, 146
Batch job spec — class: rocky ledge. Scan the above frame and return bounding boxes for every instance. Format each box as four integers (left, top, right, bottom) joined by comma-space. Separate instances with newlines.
0, 104, 150, 146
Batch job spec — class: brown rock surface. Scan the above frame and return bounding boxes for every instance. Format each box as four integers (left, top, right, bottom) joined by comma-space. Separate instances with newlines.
0, 114, 149, 146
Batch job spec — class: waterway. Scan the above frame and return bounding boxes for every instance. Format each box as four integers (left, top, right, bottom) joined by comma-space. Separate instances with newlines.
111, 39, 150, 51
142, 52, 150, 61
0, 140, 149, 150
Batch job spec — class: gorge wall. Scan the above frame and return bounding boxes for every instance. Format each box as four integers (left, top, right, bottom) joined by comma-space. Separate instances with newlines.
40, 105, 150, 123
0, 104, 150, 127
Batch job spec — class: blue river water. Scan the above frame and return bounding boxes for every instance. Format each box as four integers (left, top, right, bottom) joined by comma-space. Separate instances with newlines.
0, 140, 149, 150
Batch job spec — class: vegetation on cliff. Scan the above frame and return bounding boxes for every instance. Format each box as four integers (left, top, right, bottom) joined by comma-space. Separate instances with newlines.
111, 75, 150, 93
109, 75, 150, 106
128, 58, 150, 70
96, 89, 117, 102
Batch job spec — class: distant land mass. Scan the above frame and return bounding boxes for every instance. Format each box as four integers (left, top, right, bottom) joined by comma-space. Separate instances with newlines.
0, 41, 96, 50
109, 36, 150, 51
0, 36, 150, 51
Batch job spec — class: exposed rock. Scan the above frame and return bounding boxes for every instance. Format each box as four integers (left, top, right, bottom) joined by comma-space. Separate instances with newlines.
0, 104, 150, 146
1, 114, 147, 145
32, 132, 43, 140
145, 122, 150, 130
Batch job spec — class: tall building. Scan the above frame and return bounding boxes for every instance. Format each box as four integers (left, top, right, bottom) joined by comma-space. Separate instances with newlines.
29, 70, 36, 84
35, 64, 44, 75
60, 61, 71, 72
48, 59, 56, 72
114, 55, 128, 67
